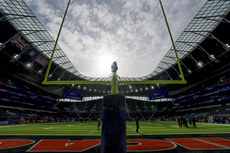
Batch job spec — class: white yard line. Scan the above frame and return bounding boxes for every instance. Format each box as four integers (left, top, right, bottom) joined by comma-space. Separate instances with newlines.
198, 123, 230, 127
171, 126, 179, 128
127, 125, 136, 131
0, 124, 27, 128
193, 138, 230, 149
44, 127, 59, 130
88, 129, 98, 134
1, 131, 230, 136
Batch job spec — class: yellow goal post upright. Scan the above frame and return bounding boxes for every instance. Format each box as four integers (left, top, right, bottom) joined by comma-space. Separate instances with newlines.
42, 0, 187, 95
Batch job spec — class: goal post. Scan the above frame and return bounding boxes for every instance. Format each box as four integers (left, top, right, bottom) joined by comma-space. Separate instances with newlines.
42, 0, 187, 92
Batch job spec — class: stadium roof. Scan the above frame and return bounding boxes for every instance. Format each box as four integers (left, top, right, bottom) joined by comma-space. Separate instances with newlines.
0, 0, 229, 82
145, 0, 230, 79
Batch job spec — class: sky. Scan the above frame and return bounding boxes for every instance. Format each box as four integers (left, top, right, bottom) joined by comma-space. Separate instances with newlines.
24, 0, 206, 78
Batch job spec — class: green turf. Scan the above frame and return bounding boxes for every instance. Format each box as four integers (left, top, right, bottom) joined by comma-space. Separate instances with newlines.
0, 121, 229, 135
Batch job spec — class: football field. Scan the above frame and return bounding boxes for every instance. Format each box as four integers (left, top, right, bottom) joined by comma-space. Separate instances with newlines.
0, 121, 230, 135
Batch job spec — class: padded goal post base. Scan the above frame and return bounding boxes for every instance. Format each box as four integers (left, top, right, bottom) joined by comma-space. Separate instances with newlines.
101, 94, 127, 153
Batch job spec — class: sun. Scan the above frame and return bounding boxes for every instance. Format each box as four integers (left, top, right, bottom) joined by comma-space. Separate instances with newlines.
96, 54, 116, 76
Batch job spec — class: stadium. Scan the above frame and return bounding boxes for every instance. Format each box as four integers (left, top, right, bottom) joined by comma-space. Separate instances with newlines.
0, 0, 230, 153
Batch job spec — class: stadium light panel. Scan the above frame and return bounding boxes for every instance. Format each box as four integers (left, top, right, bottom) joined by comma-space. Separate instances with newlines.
197, 61, 203, 67
210, 54, 215, 60
26, 63, 32, 68
13, 54, 20, 60
226, 44, 230, 49
128, 85, 132, 89
38, 70, 42, 74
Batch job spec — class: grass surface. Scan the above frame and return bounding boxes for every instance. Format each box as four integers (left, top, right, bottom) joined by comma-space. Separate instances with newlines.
0, 121, 230, 135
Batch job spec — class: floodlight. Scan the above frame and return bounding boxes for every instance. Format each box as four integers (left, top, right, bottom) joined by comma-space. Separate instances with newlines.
26, 63, 32, 68
210, 54, 215, 60
226, 44, 230, 49
13, 54, 20, 60
197, 61, 203, 67
128, 85, 132, 89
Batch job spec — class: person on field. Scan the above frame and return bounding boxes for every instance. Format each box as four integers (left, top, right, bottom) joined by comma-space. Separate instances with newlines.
97, 118, 101, 130
192, 117, 196, 128
178, 116, 182, 128
136, 117, 139, 133
183, 116, 188, 128
188, 117, 192, 126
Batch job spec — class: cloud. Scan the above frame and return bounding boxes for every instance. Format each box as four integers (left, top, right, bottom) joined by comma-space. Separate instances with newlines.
24, 0, 206, 77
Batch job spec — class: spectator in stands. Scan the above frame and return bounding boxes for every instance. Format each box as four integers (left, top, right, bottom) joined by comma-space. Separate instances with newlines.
136, 117, 139, 133
192, 117, 196, 128
227, 118, 230, 123
221, 117, 225, 124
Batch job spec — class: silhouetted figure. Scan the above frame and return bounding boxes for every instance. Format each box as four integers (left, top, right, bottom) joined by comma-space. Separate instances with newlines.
222, 117, 225, 124
183, 117, 188, 128
192, 117, 196, 128
188, 117, 192, 126
178, 117, 182, 128
136, 117, 139, 133
97, 118, 101, 130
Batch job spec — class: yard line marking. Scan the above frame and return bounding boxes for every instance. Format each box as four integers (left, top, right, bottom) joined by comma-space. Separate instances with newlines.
197, 123, 230, 127
197, 138, 230, 149
127, 125, 136, 131
88, 129, 97, 134
44, 127, 59, 130
167, 138, 225, 150
140, 127, 162, 129
194, 138, 230, 149
0, 125, 27, 128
